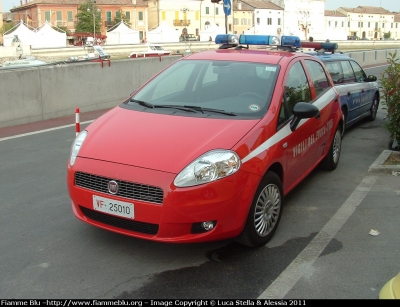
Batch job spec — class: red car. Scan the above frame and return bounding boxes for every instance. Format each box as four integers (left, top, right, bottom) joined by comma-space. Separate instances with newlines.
67, 34, 344, 247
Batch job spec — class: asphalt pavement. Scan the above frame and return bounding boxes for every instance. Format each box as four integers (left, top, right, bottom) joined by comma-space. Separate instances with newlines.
1, 106, 399, 299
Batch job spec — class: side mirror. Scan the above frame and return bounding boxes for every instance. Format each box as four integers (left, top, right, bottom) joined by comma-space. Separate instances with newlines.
290, 102, 320, 132
365, 75, 377, 82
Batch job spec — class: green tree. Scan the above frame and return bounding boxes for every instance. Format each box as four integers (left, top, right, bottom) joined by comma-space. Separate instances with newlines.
0, 22, 16, 36
383, 31, 391, 39
55, 25, 71, 35
75, 0, 102, 35
114, 9, 131, 26
380, 52, 400, 150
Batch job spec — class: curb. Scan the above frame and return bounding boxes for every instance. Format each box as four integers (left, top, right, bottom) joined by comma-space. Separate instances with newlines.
368, 150, 400, 175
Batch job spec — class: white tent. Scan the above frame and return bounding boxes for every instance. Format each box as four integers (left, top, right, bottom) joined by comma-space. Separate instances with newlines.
3, 21, 36, 47
32, 21, 67, 48
147, 23, 180, 43
106, 21, 140, 45
199, 23, 225, 42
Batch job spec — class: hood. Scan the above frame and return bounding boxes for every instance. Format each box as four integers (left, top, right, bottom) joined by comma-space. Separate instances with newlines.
79, 107, 259, 173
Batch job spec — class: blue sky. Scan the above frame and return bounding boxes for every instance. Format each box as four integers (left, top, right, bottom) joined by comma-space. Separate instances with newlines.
1, 0, 400, 13
325, 0, 399, 12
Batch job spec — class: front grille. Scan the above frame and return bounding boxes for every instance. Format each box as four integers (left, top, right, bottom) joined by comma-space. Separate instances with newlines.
80, 206, 159, 235
75, 172, 164, 204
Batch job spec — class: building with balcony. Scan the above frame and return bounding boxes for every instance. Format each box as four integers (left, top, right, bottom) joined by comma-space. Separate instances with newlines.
324, 10, 347, 41
144, 0, 231, 38
2, 1, 400, 45
7, 0, 148, 43
337, 6, 399, 40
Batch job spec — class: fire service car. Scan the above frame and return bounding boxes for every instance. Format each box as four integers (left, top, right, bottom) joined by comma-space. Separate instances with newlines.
67, 34, 344, 247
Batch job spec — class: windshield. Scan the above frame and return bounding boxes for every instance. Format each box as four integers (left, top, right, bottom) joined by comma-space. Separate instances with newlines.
128, 60, 279, 118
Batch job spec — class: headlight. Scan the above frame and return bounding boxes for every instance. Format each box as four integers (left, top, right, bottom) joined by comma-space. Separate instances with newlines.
174, 150, 241, 187
69, 131, 87, 166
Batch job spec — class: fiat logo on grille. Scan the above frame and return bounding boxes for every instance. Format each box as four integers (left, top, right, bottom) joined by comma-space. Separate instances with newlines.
108, 180, 119, 194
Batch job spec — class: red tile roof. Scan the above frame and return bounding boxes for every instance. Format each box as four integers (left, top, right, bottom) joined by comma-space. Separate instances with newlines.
12, 0, 147, 10
325, 10, 346, 17
339, 6, 392, 15
240, 0, 283, 10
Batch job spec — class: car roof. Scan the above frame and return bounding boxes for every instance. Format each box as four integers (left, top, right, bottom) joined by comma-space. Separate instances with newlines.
183, 48, 317, 65
308, 52, 352, 62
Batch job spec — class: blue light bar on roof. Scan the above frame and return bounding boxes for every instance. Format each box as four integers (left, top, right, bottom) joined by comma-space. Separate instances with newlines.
238, 35, 281, 45
281, 36, 301, 47
215, 34, 239, 45
320, 42, 338, 51
215, 34, 302, 48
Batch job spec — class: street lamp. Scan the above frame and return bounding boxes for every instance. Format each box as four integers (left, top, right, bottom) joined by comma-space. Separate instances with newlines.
298, 11, 310, 40
87, 0, 100, 45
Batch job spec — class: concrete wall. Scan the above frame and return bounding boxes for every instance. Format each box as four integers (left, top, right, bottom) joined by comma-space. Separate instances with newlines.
1, 47, 400, 129
0, 55, 181, 128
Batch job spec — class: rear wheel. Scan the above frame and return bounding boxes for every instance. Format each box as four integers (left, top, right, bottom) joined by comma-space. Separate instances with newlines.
341, 107, 347, 136
367, 94, 379, 121
320, 125, 342, 171
236, 171, 283, 247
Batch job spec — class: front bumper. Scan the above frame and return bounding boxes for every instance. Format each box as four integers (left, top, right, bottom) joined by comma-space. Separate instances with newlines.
67, 157, 261, 243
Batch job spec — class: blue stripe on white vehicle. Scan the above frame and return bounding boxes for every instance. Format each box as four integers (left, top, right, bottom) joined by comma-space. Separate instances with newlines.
241, 88, 337, 163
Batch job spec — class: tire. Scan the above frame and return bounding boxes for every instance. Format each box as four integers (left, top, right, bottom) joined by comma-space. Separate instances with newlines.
341, 107, 347, 136
236, 171, 283, 248
320, 125, 342, 171
367, 94, 379, 121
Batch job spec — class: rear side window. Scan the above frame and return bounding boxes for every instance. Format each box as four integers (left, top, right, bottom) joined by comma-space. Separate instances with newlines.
324, 61, 343, 84
350, 60, 367, 82
304, 60, 330, 97
341, 60, 356, 83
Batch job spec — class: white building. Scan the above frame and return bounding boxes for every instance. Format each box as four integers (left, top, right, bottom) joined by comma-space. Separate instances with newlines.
337, 6, 399, 40
324, 9, 348, 41
269, 0, 326, 40
145, 0, 233, 38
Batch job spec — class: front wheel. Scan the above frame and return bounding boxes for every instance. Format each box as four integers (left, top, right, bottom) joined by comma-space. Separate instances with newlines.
320, 125, 342, 171
236, 171, 283, 248
367, 94, 379, 121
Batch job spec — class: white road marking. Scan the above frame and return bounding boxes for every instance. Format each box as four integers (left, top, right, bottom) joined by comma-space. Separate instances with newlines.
258, 175, 377, 299
0, 120, 94, 142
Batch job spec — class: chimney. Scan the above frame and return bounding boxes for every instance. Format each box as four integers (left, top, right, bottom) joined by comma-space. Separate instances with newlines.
238, 2, 242, 10
132, 0, 136, 4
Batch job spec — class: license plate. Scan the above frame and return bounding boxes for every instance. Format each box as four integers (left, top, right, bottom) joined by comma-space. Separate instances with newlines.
93, 195, 134, 219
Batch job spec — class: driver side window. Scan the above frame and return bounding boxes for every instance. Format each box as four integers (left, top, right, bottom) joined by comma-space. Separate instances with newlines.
278, 61, 311, 127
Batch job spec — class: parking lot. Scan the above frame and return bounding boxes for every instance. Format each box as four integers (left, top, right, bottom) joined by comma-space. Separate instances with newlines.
1, 63, 399, 300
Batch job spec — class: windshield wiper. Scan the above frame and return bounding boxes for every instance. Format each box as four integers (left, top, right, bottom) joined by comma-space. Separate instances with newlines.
130, 99, 197, 113
130, 99, 154, 108
183, 105, 237, 116
130, 99, 234, 115
155, 104, 197, 113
